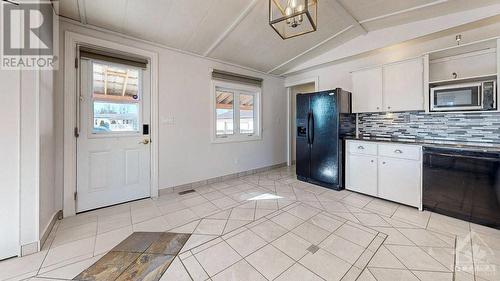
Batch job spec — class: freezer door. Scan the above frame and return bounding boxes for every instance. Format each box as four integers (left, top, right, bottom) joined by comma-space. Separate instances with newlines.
310, 91, 339, 186
296, 94, 310, 179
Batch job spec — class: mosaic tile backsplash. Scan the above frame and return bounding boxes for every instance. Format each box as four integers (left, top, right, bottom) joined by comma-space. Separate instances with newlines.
358, 111, 500, 144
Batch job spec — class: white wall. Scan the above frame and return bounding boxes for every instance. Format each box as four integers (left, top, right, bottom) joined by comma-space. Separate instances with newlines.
0, 68, 21, 259
285, 17, 500, 93
0, 0, 59, 256
0, 65, 50, 259
54, 20, 287, 198
19, 70, 39, 248
39, 68, 57, 239
0, 46, 53, 259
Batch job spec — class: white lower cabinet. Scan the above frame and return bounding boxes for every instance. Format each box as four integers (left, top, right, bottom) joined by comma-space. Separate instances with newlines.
378, 157, 421, 208
346, 154, 378, 196
346, 140, 422, 209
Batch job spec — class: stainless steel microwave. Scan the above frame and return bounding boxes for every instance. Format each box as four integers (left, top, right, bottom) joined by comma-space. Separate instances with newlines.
430, 80, 496, 112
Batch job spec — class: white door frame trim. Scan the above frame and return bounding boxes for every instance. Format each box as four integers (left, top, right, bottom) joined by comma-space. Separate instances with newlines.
63, 31, 159, 217
285, 77, 319, 166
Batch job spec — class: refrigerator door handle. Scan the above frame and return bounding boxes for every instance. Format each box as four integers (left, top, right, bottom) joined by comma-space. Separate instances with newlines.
307, 112, 311, 144
310, 112, 315, 144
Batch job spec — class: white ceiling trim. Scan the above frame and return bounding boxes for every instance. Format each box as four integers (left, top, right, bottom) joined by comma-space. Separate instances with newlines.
283, 3, 500, 75
76, 0, 87, 25
58, 17, 283, 79
359, 0, 449, 24
266, 25, 355, 74
332, 0, 367, 34
203, 0, 259, 57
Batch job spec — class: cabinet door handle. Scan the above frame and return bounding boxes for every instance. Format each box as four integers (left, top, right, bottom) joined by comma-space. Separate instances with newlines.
388, 106, 391, 109
358, 146, 365, 150
382, 161, 386, 164
370, 160, 374, 163
394, 149, 403, 154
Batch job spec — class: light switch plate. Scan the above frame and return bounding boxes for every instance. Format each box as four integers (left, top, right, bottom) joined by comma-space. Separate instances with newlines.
161, 116, 175, 125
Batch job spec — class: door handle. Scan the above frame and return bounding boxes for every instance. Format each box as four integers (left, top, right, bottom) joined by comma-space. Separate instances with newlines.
310, 112, 315, 144
394, 149, 403, 154
307, 112, 312, 144
139, 139, 150, 145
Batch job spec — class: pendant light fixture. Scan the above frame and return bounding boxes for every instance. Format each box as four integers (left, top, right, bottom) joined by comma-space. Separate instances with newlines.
269, 0, 318, 40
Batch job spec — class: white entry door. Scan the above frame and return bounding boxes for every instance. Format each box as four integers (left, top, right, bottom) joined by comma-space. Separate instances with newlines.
77, 59, 151, 212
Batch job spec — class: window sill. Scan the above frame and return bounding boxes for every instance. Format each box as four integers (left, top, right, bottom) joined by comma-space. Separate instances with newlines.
211, 135, 262, 144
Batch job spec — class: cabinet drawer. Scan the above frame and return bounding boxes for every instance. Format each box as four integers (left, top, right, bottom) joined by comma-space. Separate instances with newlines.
378, 144, 421, 160
348, 141, 377, 155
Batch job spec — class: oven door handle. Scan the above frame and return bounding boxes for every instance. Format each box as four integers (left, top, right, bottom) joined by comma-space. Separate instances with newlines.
425, 152, 500, 161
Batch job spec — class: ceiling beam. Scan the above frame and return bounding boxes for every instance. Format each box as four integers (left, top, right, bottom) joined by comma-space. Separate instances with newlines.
332, 0, 367, 34
76, 0, 87, 25
267, 25, 355, 74
282, 2, 500, 75
58, 17, 283, 79
203, 0, 259, 57
359, 0, 449, 24
267, 0, 450, 74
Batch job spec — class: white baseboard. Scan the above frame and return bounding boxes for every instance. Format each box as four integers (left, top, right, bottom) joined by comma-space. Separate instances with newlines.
159, 162, 287, 196
38, 210, 62, 253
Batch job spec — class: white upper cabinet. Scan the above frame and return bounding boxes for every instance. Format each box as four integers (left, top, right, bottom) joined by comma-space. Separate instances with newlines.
383, 58, 424, 112
352, 67, 383, 113
351, 58, 424, 113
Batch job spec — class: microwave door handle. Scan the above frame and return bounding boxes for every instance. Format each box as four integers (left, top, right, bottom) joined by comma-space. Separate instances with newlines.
479, 85, 483, 106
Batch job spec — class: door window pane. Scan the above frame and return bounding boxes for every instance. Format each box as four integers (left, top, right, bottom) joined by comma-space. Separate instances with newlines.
91, 61, 141, 134
93, 102, 139, 133
239, 94, 254, 134
93, 62, 140, 102
216, 89, 234, 136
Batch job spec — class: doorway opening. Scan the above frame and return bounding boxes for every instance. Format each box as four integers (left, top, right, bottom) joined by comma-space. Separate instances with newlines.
287, 81, 316, 166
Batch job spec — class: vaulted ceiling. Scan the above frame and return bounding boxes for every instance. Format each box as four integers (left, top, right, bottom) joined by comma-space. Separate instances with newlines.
58, 0, 500, 75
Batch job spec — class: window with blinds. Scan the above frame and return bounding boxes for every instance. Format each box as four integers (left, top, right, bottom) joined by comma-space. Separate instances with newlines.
211, 69, 262, 143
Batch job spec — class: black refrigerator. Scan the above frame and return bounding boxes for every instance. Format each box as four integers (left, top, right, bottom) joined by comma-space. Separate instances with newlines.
296, 89, 355, 190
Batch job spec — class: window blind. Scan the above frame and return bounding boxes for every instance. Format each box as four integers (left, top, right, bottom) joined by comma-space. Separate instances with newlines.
79, 45, 148, 69
212, 69, 263, 87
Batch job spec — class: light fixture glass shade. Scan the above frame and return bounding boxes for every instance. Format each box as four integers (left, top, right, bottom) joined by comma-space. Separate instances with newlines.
269, 0, 317, 39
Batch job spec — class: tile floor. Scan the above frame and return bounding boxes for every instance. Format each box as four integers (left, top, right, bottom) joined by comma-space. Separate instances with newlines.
1, 166, 500, 281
